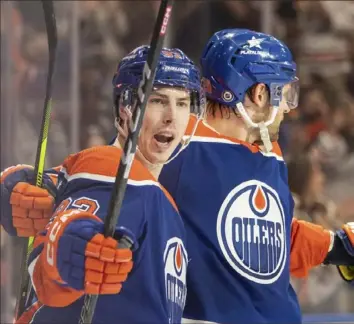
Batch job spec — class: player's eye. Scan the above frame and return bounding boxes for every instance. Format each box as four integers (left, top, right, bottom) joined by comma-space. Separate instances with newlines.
177, 101, 189, 108
149, 97, 164, 105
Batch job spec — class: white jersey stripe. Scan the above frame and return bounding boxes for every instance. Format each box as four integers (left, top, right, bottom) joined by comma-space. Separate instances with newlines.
63, 171, 160, 188
182, 318, 219, 324
184, 135, 284, 161
28, 255, 40, 294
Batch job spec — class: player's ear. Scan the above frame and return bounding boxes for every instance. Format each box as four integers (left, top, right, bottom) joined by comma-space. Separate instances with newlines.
252, 83, 269, 109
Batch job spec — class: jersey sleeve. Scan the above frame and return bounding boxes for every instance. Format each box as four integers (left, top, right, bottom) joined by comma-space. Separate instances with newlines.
28, 146, 148, 307
290, 218, 332, 278
44, 165, 62, 186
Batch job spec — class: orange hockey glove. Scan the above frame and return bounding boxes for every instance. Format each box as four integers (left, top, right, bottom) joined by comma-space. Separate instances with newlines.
1, 165, 56, 237
43, 209, 135, 295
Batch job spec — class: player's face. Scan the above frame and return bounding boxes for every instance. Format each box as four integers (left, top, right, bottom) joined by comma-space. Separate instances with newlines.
139, 87, 191, 164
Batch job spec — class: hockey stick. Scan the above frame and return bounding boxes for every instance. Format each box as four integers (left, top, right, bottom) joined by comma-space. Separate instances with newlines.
15, 1, 58, 319
79, 0, 174, 323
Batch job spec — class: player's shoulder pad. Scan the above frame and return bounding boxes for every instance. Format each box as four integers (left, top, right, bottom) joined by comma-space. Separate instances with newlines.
62, 145, 178, 211
184, 116, 283, 160
62, 145, 153, 182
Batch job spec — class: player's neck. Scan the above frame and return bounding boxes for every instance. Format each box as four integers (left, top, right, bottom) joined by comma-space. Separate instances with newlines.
205, 111, 258, 144
135, 152, 163, 179
113, 136, 162, 179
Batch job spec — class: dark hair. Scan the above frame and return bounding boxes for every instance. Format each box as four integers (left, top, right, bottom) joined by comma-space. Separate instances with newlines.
206, 100, 238, 118
206, 83, 267, 118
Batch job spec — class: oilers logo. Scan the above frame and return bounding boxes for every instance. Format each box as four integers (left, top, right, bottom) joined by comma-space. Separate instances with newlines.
164, 237, 188, 323
216, 180, 287, 284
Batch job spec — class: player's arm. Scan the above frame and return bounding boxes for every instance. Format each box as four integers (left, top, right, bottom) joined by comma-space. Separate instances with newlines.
290, 218, 332, 278
29, 205, 135, 307
290, 219, 354, 283
28, 155, 144, 307
0, 165, 60, 237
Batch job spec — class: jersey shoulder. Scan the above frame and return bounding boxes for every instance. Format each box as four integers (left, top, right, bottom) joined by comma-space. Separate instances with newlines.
62, 145, 178, 211
185, 115, 283, 160
62, 145, 154, 182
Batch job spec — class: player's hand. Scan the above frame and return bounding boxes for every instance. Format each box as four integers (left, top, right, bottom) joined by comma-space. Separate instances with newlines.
0, 165, 56, 237
337, 222, 354, 285
43, 209, 136, 295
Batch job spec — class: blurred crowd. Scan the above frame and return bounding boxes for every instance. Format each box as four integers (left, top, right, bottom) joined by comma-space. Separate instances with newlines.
1, 0, 354, 322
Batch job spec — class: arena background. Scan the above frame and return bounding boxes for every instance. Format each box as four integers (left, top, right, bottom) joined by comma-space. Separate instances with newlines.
1, 1, 354, 323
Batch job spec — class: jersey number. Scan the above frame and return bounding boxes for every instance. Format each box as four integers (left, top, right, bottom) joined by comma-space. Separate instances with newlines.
46, 197, 100, 266
53, 196, 100, 217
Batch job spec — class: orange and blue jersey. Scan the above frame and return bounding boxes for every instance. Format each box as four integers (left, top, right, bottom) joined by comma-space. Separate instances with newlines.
23, 145, 188, 324
159, 116, 331, 324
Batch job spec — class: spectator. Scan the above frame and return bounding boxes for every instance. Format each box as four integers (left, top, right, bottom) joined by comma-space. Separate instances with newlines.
172, 1, 260, 64
287, 155, 341, 229
288, 155, 344, 313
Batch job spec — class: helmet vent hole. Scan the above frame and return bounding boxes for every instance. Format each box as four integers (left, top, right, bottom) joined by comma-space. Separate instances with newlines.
203, 42, 214, 58
230, 57, 236, 66
281, 67, 295, 77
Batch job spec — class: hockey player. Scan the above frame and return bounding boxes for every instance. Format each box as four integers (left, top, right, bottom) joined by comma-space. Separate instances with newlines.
1, 45, 203, 323
1, 32, 353, 324
159, 29, 354, 323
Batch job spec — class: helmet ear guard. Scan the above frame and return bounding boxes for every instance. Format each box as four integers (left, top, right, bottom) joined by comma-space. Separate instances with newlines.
270, 83, 283, 108
235, 80, 296, 153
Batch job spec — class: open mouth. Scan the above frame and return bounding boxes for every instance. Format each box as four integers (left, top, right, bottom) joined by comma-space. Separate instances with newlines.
154, 134, 174, 144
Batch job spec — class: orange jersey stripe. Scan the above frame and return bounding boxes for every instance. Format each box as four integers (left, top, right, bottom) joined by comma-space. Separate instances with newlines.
160, 184, 178, 212
62, 145, 178, 212
290, 218, 332, 278
15, 301, 42, 324
63, 145, 155, 182
185, 115, 283, 157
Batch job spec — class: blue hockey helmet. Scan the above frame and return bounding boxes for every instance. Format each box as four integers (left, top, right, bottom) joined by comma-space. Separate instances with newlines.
112, 45, 203, 118
200, 28, 299, 109
200, 29, 299, 152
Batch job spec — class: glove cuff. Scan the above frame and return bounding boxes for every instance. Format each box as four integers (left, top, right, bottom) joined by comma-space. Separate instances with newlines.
44, 210, 102, 282
337, 223, 354, 257
342, 223, 354, 246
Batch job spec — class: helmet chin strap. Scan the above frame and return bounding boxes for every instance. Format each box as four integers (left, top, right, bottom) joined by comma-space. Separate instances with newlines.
164, 114, 202, 164
235, 102, 278, 153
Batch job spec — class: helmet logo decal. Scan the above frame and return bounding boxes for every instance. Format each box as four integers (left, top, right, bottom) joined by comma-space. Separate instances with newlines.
222, 90, 234, 102
163, 65, 189, 74
246, 36, 265, 49
161, 50, 183, 59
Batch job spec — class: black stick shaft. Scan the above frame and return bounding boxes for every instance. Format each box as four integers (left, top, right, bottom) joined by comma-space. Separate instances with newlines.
15, 1, 57, 319
79, 0, 174, 323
